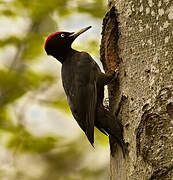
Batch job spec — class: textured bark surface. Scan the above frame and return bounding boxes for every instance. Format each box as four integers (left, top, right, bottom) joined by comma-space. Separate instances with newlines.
100, 0, 173, 179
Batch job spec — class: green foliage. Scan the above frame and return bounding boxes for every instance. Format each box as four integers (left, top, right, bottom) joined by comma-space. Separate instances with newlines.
0, 1, 17, 17
77, 0, 106, 18
95, 128, 109, 146
22, 33, 43, 61
0, 36, 21, 47
6, 125, 57, 153
0, 107, 12, 125
1, 9, 16, 17
13, 0, 105, 20
0, 0, 107, 179
45, 95, 71, 113
73, 39, 99, 57
14, 0, 70, 20
0, 68, 54, 106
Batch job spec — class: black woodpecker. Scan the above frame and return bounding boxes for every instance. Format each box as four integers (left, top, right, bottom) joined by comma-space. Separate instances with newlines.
44, 26, 127, 157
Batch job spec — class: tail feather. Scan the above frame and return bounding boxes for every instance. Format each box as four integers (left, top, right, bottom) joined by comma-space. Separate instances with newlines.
109, 135, 128, 158
96, 106, 128, 158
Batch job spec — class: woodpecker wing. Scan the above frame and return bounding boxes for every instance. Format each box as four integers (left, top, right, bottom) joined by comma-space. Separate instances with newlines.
62, 52, 99, 145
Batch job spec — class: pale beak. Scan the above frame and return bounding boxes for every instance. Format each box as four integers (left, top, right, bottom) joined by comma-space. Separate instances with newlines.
70, 26, 92, 39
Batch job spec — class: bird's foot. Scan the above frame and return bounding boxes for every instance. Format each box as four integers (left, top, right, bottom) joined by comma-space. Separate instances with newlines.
106, 68, 119, 83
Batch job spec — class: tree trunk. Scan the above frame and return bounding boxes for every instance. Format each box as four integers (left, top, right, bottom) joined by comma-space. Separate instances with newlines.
100, 0, 173, 179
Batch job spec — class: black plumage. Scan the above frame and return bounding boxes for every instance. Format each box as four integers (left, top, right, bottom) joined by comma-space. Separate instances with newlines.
44, 26, 127, 156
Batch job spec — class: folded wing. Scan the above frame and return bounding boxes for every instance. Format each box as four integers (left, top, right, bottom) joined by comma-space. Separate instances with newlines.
64, 53, 98, 145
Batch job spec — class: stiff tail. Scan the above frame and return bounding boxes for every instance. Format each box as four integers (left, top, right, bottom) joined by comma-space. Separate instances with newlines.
109, 135, 128, 158
96, 106, 128, 158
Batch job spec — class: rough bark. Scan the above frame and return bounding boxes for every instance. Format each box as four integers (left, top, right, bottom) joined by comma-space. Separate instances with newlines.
100, 0, 173, 180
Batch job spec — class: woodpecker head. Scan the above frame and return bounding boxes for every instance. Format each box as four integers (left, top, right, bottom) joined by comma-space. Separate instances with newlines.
44, 26, 91, 62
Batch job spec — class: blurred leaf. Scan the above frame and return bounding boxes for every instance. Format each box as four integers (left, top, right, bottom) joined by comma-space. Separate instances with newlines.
53, 98, 70, 113
73, 39, 99, 58
7, 125, 57, 153
0, 68, 54, 106
0, 107, 12, 126
37, 15, 58, 34
0, 1, 17, 17
43, 95, 70, 113
0, 36, 21, 47
77, 0, 106, 18
95, 128, 108, 146
87, 40, 100, 54
0, 0, 108, 179
0, 9, 17, 17
14, 0, 70, 21
22, 33, 43, 61
13, 0, 105, 21
41, 139, 85, 179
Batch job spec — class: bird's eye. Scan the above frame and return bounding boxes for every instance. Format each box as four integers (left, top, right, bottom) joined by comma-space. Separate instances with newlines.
61, 34, 65, 38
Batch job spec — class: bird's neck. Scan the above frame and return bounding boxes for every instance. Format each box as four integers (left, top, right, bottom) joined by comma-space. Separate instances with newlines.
54, 48, 77, 63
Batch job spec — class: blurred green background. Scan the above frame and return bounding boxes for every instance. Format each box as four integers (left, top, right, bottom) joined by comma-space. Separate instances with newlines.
0, 0, 110, 179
